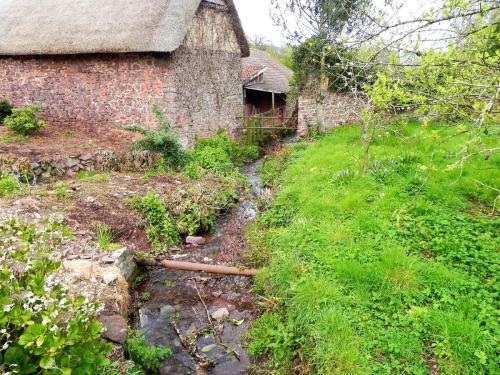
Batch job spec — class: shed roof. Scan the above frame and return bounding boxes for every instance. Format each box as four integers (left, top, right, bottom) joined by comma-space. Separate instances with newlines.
0, 0, 249, 57
242, 48, 293, 94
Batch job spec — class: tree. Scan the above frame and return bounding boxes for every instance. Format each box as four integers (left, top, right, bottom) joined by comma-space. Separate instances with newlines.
275, 0, 499, 175
250, 34, 270, 49
357, 0, 500, 172
271, 0, 373, 132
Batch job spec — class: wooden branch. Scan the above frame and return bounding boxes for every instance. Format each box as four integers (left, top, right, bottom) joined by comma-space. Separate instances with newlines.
160, 260, 257, 277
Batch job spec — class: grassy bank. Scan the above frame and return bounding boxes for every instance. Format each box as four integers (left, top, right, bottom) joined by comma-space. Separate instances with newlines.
249, 121, 499, 374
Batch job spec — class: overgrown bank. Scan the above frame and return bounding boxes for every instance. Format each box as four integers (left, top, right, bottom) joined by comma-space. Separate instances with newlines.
248, 121, 499, 374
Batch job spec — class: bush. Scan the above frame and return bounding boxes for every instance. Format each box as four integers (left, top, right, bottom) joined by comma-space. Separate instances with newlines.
125, 331, 171, 372
192, 131, 258, 175
0, 175, 20, 197
125, 106, 189, 170
3, 105, 46, 136
0, 219, 112, 374
0, 99, 12, 124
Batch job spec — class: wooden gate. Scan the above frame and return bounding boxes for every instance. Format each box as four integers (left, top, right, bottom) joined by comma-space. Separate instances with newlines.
237, 109, 297, 145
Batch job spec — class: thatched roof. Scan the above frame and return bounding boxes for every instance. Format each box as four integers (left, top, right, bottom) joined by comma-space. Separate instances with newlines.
0, 0, 249, 57
243, 49, 293, 94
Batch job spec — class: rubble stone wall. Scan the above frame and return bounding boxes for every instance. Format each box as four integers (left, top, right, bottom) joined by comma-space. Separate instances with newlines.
0, 150, 155, 181
298, 91, 363, 136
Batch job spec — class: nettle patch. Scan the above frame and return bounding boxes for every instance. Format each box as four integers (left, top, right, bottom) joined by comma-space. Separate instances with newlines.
0, 219, 112, 374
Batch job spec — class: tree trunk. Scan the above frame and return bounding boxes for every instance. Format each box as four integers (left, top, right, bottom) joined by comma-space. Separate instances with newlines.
361, 119, 370, 173
317, 45, 328, 133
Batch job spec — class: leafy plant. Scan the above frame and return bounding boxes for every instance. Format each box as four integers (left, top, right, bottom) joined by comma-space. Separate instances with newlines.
131, 192, 179, 254
0, 175, 20, 197
125, 331, 171, 372
125, 106, 189, 170
0, 99, 12, 124
191, 131, 258, 175
0, 219, 112, 374
3, 105, 46, 136
176, 200, 216, 236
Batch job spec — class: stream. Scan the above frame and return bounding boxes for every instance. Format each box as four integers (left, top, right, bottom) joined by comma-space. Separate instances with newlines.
131, 158, 265, 375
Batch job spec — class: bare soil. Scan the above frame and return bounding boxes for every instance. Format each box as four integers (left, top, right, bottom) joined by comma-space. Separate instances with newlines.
0, 124, 139, 157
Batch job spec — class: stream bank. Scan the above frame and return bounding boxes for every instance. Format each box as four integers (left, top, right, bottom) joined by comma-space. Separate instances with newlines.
129, 159, 265, 375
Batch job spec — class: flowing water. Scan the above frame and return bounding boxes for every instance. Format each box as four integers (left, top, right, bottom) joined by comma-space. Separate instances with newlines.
131, 159, 265, 375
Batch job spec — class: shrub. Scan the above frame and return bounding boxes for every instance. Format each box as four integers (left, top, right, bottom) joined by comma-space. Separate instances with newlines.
0, 219, 112, 374
0, 99, 12, 124
3, 105, 46, 136
0, 175, 20, 197
125, 331, 171, 372
125, 106, 189, 170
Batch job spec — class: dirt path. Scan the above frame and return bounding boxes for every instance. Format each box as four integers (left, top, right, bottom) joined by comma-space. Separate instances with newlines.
130, 160, 264, 375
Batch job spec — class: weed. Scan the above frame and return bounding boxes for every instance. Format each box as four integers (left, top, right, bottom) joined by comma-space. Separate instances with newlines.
259, 146, 293, 188
191, 131, 258, 175
139, 291, 151, 302
93, 222, 120, 251
125, 331, 171, 372
131, 192, 179, 254
0, 175, 20, 197
53, 183, 70, 199
77, 171, 109, 183
0, 134, 28, 143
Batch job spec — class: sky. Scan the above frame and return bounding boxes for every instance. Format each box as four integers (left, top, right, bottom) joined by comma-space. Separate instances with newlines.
233, 0, 436, 48
233, 0, 286, 46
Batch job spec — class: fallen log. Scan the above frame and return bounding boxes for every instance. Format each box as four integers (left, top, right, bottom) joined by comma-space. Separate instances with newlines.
159, 260, 258, 277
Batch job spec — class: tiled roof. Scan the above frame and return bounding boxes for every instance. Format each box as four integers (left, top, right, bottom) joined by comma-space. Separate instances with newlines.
242, 63, 265, 82
242, 48, 293, 94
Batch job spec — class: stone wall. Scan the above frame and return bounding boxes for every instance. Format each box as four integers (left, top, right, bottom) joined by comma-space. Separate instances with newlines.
0, 6, 243, 147
297, 91, 362, 136
0, 150, 155, 182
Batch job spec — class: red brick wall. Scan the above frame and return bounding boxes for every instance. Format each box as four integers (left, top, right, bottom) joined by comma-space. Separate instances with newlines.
0, 49, 243, 147
298, 91, 362, 136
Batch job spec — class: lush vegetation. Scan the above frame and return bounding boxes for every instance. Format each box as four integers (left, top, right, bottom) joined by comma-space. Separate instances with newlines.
0, 99, 12, 124
124, 331, 171, 373
0, 219, 112, 374
3, 105, 46, 136
249, 121, 499, 374
190, 131, 258, 176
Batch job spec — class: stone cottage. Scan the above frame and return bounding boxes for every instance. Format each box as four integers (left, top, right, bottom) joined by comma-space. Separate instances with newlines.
0, 0, 249, 146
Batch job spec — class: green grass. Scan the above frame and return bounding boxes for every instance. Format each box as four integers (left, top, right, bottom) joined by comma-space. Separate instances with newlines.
76, 171, 109, 183
0, 134, 28, 143
249, 121, 499, 374
0, 175, 21, 197
93, 222, 121, 251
